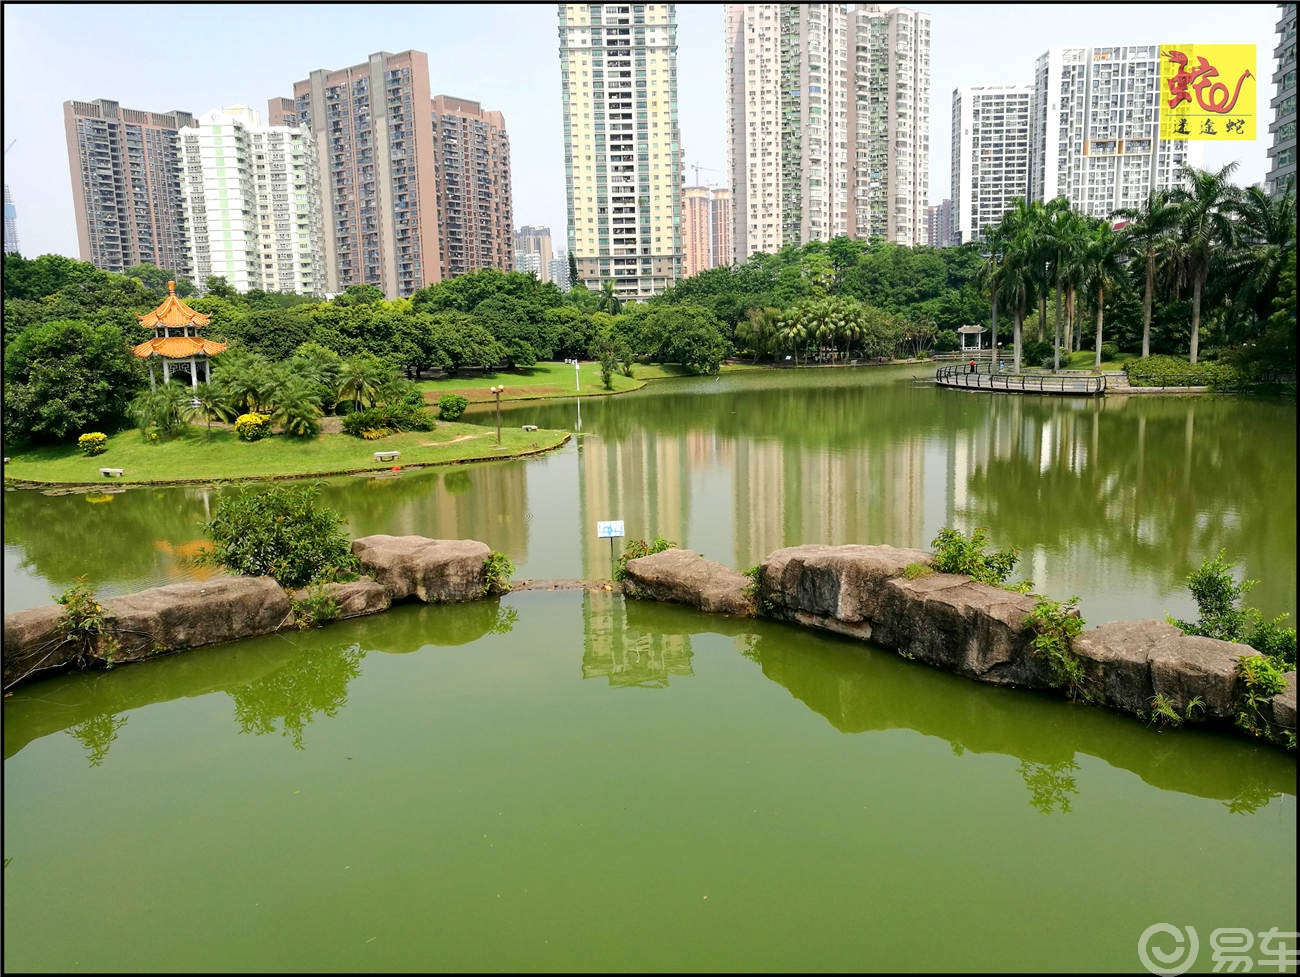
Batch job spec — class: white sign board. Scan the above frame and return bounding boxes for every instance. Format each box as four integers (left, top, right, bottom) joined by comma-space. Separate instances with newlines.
597, 520, 625, 539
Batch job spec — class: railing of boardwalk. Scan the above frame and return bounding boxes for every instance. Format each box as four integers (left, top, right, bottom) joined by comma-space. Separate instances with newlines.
934, 363, 1107, 396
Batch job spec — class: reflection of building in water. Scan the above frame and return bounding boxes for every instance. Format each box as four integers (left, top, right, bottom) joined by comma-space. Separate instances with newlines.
581, 592, 693, 688
377, 463, 531, 563
734, 436, 928, 564
578, 428, 691, 578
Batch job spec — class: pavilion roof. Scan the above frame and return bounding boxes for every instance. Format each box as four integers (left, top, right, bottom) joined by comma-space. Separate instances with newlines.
137, 281, 212, 330
132, 336, 228, 359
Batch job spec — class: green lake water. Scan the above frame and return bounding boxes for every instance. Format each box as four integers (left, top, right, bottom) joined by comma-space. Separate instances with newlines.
3, 366, 1296, 971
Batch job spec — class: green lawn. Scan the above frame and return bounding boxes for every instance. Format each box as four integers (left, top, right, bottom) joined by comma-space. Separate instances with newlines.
3, 422, 570, 486
417, 360, 765, 403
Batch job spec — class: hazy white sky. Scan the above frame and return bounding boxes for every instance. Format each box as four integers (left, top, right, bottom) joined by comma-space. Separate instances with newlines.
1, 3, 1282, 262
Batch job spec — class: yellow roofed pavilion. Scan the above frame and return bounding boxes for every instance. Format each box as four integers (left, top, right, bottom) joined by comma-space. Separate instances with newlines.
132, 281, 227, 387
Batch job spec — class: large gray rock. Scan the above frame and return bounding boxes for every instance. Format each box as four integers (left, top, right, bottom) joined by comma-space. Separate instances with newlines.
1266, 671, 1296, 743
100, 577, 291, 662
3, 604, 79, 689
761, 544, 932, 624
1071, 620, 1259, 721
352, 535, 491, 603
290, 577, 390, 620
622, 549, 754, 616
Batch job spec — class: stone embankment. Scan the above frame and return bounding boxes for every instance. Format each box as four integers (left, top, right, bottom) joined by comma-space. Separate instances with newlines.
5, 539, 1294, 752
1, 535, 491, 691
621, 544, 1295, 751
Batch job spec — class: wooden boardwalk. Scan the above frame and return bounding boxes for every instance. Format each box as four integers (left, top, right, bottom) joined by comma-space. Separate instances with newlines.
933, 364, 1107, 396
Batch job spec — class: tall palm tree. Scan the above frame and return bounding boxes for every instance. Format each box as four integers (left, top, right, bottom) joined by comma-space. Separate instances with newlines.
994, 199, 1042, 372
598, 279, 623, 315
1225, 178, 1296, 344
977, 238, 1005, 371
182, 380, 235, 437
1169, 162, 1243, 364
1044, 203, 1084, 372
1078, 220, 1127, 371
269, 374, 324, 438
336, 353, 391, 413
1113, 189, 1180, 358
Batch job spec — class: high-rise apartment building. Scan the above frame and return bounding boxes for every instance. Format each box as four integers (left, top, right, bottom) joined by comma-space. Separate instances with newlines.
514, 249, 542, 276
682, 185, 711, 277
726, 3, 930, 263
63, 98, 195, 275
549, 251, 573, 290
708, 187, 732, 268
431, 95, 514, 279
849, 4, 930, 246
950, 83, 1032, 245
3, 185, 17, 254
925, 198, 953, 247
515, 225, 554, 281
178, 106, 327, 296
1030, 46, 1195, 220
276, 50, 441, 298
558, 3, 682, 302
1267, 2, 1297, 196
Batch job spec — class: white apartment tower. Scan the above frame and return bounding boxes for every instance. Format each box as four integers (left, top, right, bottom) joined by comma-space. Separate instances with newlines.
1030, 46, 1196, 219
179, 107, 327, 296
559, 3, 683, 302
726, 3, 930, 264
950, 84, 1033, 245
849, 4, 930, 246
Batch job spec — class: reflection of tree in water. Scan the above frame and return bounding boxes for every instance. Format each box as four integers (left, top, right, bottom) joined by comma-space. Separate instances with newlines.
581, 591, 693, 688
1225, 782, 1283, 816
490, 606, 519, 634
227, 642, 365, 750
444, 470, 471, 495
67, 712, 128, 767
1018, 758, 1081, 814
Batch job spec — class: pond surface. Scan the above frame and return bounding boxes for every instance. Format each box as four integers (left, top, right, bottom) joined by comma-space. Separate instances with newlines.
5, 365, 1295, 625
3, 592, 1295, 972
3, 367, 1296, 972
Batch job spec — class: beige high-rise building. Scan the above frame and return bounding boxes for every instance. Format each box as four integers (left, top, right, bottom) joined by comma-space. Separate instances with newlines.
726, 3, 930, 261
559, 3, 682, 302
431, 95, 514, 279
63, 98, 195, 276
682, 186, 711, 277
951, 84, 1032, 245
709, 187, 732, 268
275, 50, 441, 298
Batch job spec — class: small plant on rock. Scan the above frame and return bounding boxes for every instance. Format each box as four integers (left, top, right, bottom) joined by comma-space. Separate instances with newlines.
1024, 595, 1089, 701
903, 562, 933, 580
930, 526, 1020, 586
290, 585, 342, 630
54, 578, 119, 668
1234, 655, 1287, 741
482, 551, 515, 596
613, 534, 677, 581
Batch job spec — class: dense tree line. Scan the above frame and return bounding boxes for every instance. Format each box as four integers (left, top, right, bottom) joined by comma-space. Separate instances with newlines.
3, 164, 1292, 445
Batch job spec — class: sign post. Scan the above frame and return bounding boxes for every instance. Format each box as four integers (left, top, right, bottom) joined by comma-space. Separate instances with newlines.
597, 519, 625, 568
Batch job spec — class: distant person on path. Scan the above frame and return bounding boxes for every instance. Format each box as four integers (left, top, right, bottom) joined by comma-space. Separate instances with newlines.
968, 360, 976, 374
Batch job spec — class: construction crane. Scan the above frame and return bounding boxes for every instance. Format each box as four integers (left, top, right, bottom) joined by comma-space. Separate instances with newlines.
687, 161, 721, 186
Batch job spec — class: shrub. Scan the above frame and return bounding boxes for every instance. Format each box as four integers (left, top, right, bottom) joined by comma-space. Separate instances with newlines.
929, 527, 1019, 586
235, 412, 272, 441
1024, 595, 1089, 700
1169, 551, 1295, 668
1124, 355, 1243, 389
290, 585, 341, 630
341, 404, 436, 439
196, 484, 361, 589
613, 534, 677, 581
77, 432, 108, 456
1235, 654, 1288, 741
481, 551, 515, 596
1100, 342, 1119, 362
438, 393, 469, 422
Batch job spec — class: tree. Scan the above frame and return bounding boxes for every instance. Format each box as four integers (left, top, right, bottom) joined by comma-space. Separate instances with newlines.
127, 380, 192, 438
333, 282, 385, 306
268, 373, 324, 438
568, 252, 580, 288
211, 349, 277, 414
203, 276, 239, 301
646, 305, 729, 374
1113, 190, 1180, 358
336, 352, 393, 412
1077, 220, 1127, 371
125, 263, 195, 298
1169, 162, 1242, 364
182, 380, 235, 436
1225, 179, 1296, 345
2, 319, 145, 443
598, 279, 623, 315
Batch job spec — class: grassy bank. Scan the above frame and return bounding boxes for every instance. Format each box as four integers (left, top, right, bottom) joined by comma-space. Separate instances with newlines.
416, 360, 766, 403
3, 422, 570, 487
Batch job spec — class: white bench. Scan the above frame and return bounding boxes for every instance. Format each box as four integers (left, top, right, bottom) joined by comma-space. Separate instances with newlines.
522, 425, 538, 432
373, 450, 400, 463
100, 468, 125, 478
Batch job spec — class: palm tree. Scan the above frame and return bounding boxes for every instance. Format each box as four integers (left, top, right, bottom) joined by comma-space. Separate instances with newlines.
1078, 220, 1127, 371
1113, 190, 1180, 358
128, 381, 192, 438
336, 353, 391, 412
1226, 178, 1296, 344
1044, 202, 1083, 372
212, 350, 276, 415
598, 279, 623, 315
994, 198, 1042, 372
269, 374, 324, 438
977, 240, 1005, 371
182, 380, 235, 437
1169, 162, 1243, 363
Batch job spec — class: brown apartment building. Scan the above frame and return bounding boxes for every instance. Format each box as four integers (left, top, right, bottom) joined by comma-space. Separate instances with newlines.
63, 98, 195, 276
274, 50, 441, 298
431, 95, 514, 279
